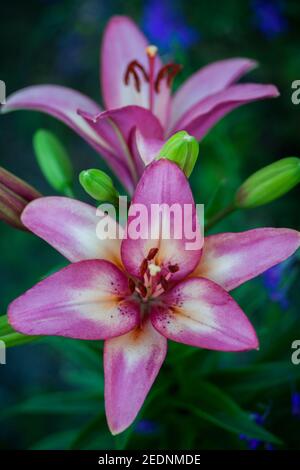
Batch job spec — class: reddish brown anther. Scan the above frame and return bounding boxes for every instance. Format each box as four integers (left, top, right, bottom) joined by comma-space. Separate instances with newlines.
155, 63, 182, 93
124, 60, 149, 92
160, 276, 169, 291
138, 282, 148, 298
128, 278, 136, 294
140, 258, 148, 276
147, 247, 159, 261
168, 264, 179, 273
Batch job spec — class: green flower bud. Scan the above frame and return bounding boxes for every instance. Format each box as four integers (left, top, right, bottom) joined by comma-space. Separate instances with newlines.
157, 131, 199, 177
236, 157, 300, 209
33, 130, 74, 195
79, 169, 119, 204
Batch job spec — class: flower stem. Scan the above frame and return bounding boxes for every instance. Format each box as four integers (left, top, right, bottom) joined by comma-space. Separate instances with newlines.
205, 202, 236, 231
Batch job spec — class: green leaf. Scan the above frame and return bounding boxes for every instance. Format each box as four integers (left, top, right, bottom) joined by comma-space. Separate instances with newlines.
211, 361, 300, 397
69, 413, 113, 450
4, 391, 102, 417
31, 430, 79, 450
173, 381, 282, 445
204, 179, 229, 220
48, 337, 101, 369
0, 314, 38, 347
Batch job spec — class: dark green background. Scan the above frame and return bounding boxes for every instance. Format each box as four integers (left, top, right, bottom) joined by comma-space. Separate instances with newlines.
1, 0, 300, 450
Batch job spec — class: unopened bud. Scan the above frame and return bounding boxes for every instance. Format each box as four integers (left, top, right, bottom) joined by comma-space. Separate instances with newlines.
157, 131, 199, 177
0, 166, 41, 230
79, 169, 119, 204
236, 157, 300, 208
33, 129, 74, 195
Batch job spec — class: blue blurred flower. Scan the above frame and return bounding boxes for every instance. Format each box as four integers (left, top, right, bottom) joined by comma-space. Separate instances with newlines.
262, 259, 292, 310
291, 392, 300, 417
135, 419, 159, 435
251, 0, 288, 39
239, 410, 274, 450
142, 0, 199, 52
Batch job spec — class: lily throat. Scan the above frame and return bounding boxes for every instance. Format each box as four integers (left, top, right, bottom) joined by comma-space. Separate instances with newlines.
128, 247, 179, 303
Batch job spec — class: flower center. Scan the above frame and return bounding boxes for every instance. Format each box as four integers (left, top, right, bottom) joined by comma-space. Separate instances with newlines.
124, 45, 182, 112
128, 247, 179, 302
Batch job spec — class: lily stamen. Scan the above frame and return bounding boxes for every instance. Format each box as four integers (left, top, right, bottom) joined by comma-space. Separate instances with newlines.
155, 63, 182, 93
124, 60, 149, 92
124, 50, 182, 112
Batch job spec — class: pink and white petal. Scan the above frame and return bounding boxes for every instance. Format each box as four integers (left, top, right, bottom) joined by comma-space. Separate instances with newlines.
101, 16, 169, 126
133, 128, 164, 167
130, 127, 164, 177
22, 197, 123, 266
169, 58, 257, 132
151, 277, 258, 352
171, 83, 279, 140
78, 105, 164, 187
193, 228, 300, 291
1, 85, 112, 152
0, 85, 135, 190
121, 160, 203, 282
101, 16, 149, 109
104, 318, 167, 435
153, 79, 171, 129
8, 260, 139, 340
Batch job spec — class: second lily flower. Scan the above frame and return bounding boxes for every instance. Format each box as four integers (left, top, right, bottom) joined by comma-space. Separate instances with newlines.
2, 16, 278, 193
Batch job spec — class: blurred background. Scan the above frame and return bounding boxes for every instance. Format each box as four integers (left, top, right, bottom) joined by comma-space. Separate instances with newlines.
1, 0, 300, 450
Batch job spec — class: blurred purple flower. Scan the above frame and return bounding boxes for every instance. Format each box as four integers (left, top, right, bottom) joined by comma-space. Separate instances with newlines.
239, 409, 274, 450
135, 419, 159, 435
291, 392, 300, 417
251, 0, 288, 39
142, 0, 199, 51
262, 259, 292, 310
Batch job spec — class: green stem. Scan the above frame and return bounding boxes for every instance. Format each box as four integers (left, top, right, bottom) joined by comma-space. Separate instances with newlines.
63, 185, 75, 198
205, 203, 236, 231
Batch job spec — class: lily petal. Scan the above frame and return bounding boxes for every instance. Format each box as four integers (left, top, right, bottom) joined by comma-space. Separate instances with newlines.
8, 260, 139, 339
22, 197, 122, 266
1, 85, 138, 192
101, 16, 149, 109
151, 277, 258, 351
1, 85, 111, 151
104, 318, 167, 435
101, 16, 170, 126
171, 83, 279, 140
169, 58, 257, 132
194, 228, 300, 291
1, 85, 136, 190
133, 128, 164, 167
78, 105, 164, 185
121, 160, 203, 282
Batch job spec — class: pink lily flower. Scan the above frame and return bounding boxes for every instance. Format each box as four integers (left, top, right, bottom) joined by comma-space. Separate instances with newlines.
2, 16, 278, 194
8, 160, 300, 434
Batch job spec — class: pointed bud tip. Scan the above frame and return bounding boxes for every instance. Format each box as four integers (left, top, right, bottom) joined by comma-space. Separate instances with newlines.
157, 131, 199, 177
79, 168, 119, 204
